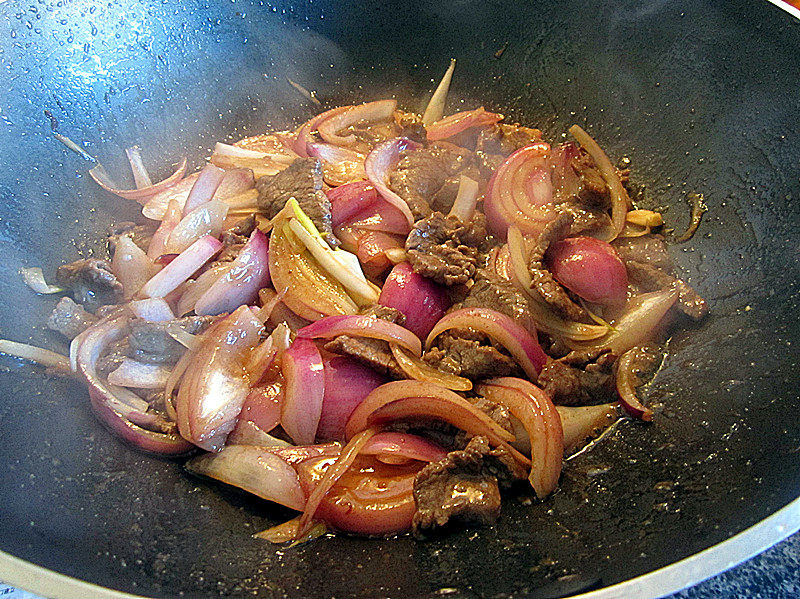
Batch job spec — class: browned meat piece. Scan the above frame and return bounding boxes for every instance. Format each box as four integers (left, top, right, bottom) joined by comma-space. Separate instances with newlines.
108, 222, 156, 255
461, 269, 538, 335
323, 304, 406, 378
570, 148, 610, 209
527, 213, 587, 321
467, 396, 513, 435
626, 261, 709, 320
56, 258, 124, 311
395, 111, 427, 145
128, 316, 216, 364
47, 297, 98, 340
255, 157, 338, 247
96, 337, 130, 378
412, 436, 527, 537
561, 205, 613, 237
406, 212, 494, 286
537, 359, 615, 406
215, 216, 257, 263
612, 234, 674, 272
389, 143, 474, 219
476, 123, 542, 156
423, 329, 522, 380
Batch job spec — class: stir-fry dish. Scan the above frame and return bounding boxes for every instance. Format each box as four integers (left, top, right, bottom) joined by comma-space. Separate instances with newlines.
5, 67, 708, 542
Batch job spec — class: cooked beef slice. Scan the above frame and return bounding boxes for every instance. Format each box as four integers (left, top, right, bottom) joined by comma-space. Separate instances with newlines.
570, 147, 611, 209
537, 359, 615, 406
47, 297, 99, 340
56, 258, 124, 311
255, 157, 338, 247
412, 436, 527, 536
389, 143, 474, 219
108, 222, 156, 255
406, 212, 494, 286
526, 213, 587, 321
423, 329, 522, 380
395, 111, 427, 145
461, 269, 538, 335
96, 337, 130, 378
612, 234, 674, 272
475, 123, 542, 156
128, 316, 215, 364
626, 261, 708, 320
322, 304, 406, 378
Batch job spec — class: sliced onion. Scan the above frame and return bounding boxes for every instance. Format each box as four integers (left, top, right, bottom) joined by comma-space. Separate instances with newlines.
317, 356, 387, 442
0, 339, 70, 373
378, 262, 450, 340
328, 182, 380, 227
390, 344, 472, 392
90, 157, 188, 205
361, 432, 448, 464
76, 314, 194, 455
237, 381, 283, 433
557, 403, 619, 454
345, 380, 515, 443
140, 235, 222, 299
422, 58, 456, 126
186, 445, 305, 511
448, 176, 481, 222
484, 142, 555, 239
569, 290, 677, 354
280, 338, 325, 445
175, 306, 262, 451
165, 200, 229, 254
227, 419, 291, 448
174, 263, 232, 316
547, 236, 628, 306
112, 234, 155, 299
128, 299, 174, 323
269, 223, 358, 320
147, 198, 182, 259
425, 307, 548, 379
297, 427, 378, 536
318, 99, 397, 147
426, 107, 503, 141
125, 146, 153, 189
107, 358, 172, 389
568, 125, 629, 241
244, 337, 277, 383
307, 142, 364, 165
212, 141, 296, 165
255, 517, 327, 544
181, 164, 226, 216
194, 229, 270, 316
615, 348, 653, 420
19, 267, 63, 294
298, 314, 422, 357
365, 137, 421, 227
478, 378, 563, 498
292, 105, 351, 157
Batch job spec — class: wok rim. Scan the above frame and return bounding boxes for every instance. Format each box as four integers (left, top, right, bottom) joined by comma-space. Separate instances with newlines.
1, 495, 799, 599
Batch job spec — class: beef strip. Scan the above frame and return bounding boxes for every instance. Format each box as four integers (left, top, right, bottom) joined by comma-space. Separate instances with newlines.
216, 216, 257, 263
423, 329, 522, 380
412, 436, 527, 537
128, 316, 216, 365
537, 357, 615, 406
461, 269, 538, 335
395, 111, 427, 145
570, 148, 611, 209
323, 305, 406, 378
406, 212, 494, 286
56, 258, 124, 312
107, 222, 155, 255
47, 297, 98, 340
527, 213, 587, 321
476, 123, 542, 156
389, 143, 474, 219
612, 234, 674, 272
255, 157, 338, 247
626, 261, 709, 320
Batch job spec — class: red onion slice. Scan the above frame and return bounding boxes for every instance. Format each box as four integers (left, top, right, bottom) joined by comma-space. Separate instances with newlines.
166, 199, 229, 254
297, 314, 422, 357
237, 381, 283, 433
280, 338, 325, 445
318, 99, 397, 146
365, 138, 421, 227
89, 157, 188, 205
361, 432, 448, 464
140, 235, 222, 299
107, 359, 172, 389
186, 445, 305, 511
547, 236, 628, 306
125, 146, 153, 189
478, 378, 564, 498
128, 298, 175, 322
147, 199, 182, 259
112, 235, 154, 299
379, 262, 450, 339
426, 106, 503, 141
193, 229, 270, 316
293, 105, 351, 157
426, 307, 548, 379
556, 404, 619, 454
182, 164, 226, 216
615, 348, 653, 420
307, 142, 364, 164
317, 356, 387, 442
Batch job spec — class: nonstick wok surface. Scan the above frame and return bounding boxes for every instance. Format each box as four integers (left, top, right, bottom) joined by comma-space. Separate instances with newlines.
0, 0, 798, 597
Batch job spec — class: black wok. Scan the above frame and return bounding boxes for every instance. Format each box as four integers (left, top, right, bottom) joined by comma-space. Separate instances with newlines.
0, 0, 798, 597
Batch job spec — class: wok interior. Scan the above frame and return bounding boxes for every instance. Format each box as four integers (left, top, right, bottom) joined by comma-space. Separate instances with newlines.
0, 0, 798, 596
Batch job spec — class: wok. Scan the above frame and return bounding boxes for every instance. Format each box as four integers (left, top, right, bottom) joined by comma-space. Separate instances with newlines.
0, 0, 798, 597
